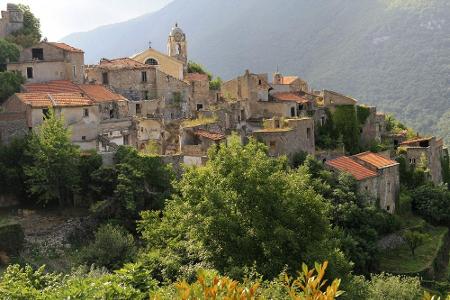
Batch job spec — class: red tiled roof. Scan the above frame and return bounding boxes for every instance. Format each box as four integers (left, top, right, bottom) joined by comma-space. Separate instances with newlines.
24, 81, 81, 93
79, 84, 126, 102
186, 73, 209, 82
195, 130, 226, 141
99, 57, 150, 70
24, 81, 126, 103
272, 92, 309, 104
48, 42, 84, 53
353, 152, 398, 169
281, 76, 298, 85
17, 93, 92, 108
400, 137, 432, 146
326, 156, 378, 181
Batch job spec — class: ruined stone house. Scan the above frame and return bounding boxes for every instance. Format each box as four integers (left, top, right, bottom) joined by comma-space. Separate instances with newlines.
1, 81, 132, 152
325, 152, 399, 213
7, 42, 85, 84
399, 136, 444, 184
252, 117, 315, 161
0, 3, 23, 38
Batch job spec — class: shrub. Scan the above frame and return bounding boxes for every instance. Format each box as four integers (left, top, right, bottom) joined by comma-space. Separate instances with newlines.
367, 273, 422, 300
0, 221, 24, 255
78, 224, 136, 270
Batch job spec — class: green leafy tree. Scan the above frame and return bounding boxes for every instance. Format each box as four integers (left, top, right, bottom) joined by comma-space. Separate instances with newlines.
209, 76, 222, 90
138, 135, 349, 281
187, 61, 212, 80
25, 109, 80, 206
366, 273, 422, 300
411, 184, 450, 225
0, 71, 25, 102
402, 230, 426, 257
0, 38, 20, 69
78, 224, 137, 270
6, 4, 41, 48
77, 150, 102, 201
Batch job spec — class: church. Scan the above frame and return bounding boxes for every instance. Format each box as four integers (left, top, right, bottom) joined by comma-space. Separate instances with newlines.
130, 23, 188, 80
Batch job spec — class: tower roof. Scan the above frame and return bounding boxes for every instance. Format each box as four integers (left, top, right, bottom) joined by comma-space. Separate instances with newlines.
169, 23, 184, 36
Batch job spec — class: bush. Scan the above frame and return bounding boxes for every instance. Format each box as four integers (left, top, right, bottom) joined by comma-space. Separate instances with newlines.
367, 273, 422, 300
411, 184, 450, 225
78, 224, 136, 270
0, 221, 24, 255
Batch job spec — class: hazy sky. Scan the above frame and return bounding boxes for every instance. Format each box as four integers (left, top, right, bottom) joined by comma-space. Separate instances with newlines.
0, 0, 173, 40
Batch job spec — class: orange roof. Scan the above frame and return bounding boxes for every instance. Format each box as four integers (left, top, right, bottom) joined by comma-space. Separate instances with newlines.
17, 93, 92, 108
272, 92, 309, 104
48, 42, 84, 53
99, 57, 150, 70
281, 76, 298, 85
186, 73, 209, 82
353, 152, 398, 169
400, 137, 432, 146
326, 156, 378, 181
24, 81, 126, 103
24, 81, 81, 93
79, 84, 126, 102
195, 130, 226, 141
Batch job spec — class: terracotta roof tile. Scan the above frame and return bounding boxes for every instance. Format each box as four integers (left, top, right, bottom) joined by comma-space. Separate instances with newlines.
98, 57, 150, 70
400, 137, 432, 146
24, 81, 81, 93
24, 81, 126, 103
48, 42, 84, 53
326, 156, 378, 181
272, 92, 309, 104
352, 152, 398, 169
79, 84, 126, 102
186, 73, 209, 82
17, 93, 92, 108
281, 76, 298, 85
194, 129, 226, 141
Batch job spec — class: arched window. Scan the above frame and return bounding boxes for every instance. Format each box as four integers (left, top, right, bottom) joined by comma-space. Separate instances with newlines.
145, 58, 158, 65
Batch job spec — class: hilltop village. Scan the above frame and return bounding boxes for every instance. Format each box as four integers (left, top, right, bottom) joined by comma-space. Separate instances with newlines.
0, 3, 448, 216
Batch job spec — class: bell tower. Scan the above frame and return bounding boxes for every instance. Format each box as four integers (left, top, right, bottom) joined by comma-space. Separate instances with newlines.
167, 23, 187, 68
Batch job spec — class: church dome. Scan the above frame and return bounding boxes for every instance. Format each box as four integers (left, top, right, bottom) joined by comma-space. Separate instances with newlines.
169, 23, 184, 37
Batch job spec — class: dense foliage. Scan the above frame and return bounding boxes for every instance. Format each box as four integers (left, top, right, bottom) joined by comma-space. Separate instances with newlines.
0, 71, 25, 102
411, 184, 450, 225
25, 110, 81, 206
77, 224, 136, 270
0, 38, 20, 69
5, 4, 41, 48
137, 136, 350, 281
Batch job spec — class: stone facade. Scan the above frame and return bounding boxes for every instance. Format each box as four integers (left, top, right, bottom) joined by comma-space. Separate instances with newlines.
7, 42, 85, 84
0, 4, 23, 38
400, 136, 444, 184
253, 117, 315, 160
0, 112, 28, 144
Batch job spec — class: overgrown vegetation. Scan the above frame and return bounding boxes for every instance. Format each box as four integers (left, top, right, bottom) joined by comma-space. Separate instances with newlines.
5, 4, 41, 48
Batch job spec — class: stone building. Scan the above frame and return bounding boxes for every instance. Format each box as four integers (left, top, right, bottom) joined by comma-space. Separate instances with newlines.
321, 90, 358, 112
352, 152, 400, 213
253, 117, 315, 160
326, 152, 400, 213
85, 57, 190, 120
131, 23, 187, 79
399, 136, 444, 184
180, 124, 226, 166
0, 112, 28, 144
7, 42, 85, 84
271, 72, 309, 93
1, 81, 132, 152
0, 3, 23, 38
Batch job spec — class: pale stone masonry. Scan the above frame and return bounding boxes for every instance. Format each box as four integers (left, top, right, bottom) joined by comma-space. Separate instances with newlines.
0, 4, 23, 38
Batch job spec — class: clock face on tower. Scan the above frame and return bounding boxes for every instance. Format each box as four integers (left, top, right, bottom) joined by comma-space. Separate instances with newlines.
174, 32, 184, 42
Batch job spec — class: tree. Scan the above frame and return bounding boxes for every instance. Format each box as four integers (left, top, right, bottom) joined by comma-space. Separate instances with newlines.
6, 4, 41, 48
138, 135, 349, 281
78, 224, 136, 270
411, 184, 450, 225
25, 109, 80, 206
209, 76, 222, 90
0, 71, 25, 103
0, 38, 20, 69
402, 230, 426, 257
